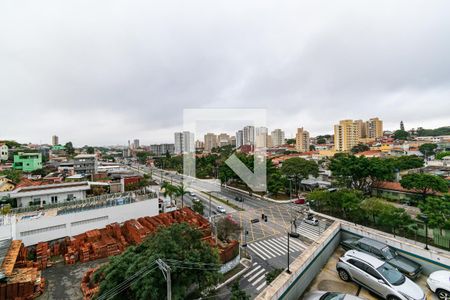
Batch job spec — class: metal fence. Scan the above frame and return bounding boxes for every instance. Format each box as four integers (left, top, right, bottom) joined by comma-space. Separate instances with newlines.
10, 189, 157, 215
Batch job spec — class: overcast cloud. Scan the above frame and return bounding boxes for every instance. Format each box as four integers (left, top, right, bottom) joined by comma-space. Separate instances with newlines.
1, 0, 449, 146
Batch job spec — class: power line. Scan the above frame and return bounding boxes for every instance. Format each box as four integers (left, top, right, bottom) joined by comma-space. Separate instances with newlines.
96, 261, 157, 300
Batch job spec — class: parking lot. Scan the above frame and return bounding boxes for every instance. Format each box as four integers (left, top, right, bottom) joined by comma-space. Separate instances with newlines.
304, 247, 438, 300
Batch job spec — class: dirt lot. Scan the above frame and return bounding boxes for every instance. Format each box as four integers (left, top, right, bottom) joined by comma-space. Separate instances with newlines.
37, 258, 108, 300
304, 247, 437, 299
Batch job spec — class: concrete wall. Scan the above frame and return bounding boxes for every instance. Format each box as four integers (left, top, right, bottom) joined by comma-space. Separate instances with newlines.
16, 190, 87, 207
11, 198, 159, 246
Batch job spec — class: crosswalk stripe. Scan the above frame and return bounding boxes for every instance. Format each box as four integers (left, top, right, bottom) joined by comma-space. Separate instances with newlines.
256, 281, 267, 291
248, 244, 272, 260
269, 238, 290, 252
253, 241, 280, 257
243, 265, 261, 278
272, 240, 300, 252
289, 238, 307, 249
248, 268, 265, 282
252, 272, 267, 286
263, 239, 287, 254
278, 237, 305, 250
258, 240, 284, 256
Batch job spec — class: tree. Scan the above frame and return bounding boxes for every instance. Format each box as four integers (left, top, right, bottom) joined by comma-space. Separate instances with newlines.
0, 169, 23, 184
64, 142, 75, 156
161, 182, 176, 205
95, 223, 221, 299
86, 146, 95, 154
351, 143, 370, 154
192, 201, 204, 215
330, 154, 394, 193
136, 151, 151, 165
360, 197, 388, 224
266, 269, 283, 284
436, 151, 450, 160
317, 137, 326, 144
400, 173, 448, 200
280, 158, 319, 195
174, 183, 189, 208
267, 172, 286, 197
377, 205, 412, 235
419, 195, 450, 233
309, 145, 316, 151
419, 143, 438, 157
286, 138, 295, 145
230, 281, 250, 300
388, 155, 424, 170
393, 130, 409, 141
216, 217, 241, 242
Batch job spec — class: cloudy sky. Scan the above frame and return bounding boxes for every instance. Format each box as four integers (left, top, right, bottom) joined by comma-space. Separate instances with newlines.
1, 1, 450, 146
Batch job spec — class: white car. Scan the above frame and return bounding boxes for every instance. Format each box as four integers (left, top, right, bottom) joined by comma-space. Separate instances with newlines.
427, 270, 450, 300
336, 250, 425, 300
304, 213, 319, 226
217, 206, 226, 214
303, 291, 364, 300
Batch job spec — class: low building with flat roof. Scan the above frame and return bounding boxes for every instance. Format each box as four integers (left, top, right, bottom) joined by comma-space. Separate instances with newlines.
13, 152, 42, 172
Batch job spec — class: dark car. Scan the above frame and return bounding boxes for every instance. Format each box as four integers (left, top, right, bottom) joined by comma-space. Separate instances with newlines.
340, 237, 422, 278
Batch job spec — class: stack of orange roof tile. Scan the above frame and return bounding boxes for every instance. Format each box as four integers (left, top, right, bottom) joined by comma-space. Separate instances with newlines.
35, 242, 49, 270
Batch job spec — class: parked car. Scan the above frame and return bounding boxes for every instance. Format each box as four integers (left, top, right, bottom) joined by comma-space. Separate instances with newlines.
427, 270, 450, 300
340, 237, 422, 278
217, 206, 226, 214
293, 198, 306, 205
304, 213, 319, 226
303, 291, 364, 300
336, 250, 425, 300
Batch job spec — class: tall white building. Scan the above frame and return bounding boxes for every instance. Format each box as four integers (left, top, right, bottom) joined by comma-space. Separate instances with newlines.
174, 131, 195, 154
255, 127, 268, 148
204, 133, 218, 152
236, 130, 244, 149
271, 129, 285, 147
243, 126, 255, 145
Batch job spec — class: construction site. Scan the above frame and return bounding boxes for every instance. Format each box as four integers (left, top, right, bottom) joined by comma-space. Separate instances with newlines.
4, 207, 239, 300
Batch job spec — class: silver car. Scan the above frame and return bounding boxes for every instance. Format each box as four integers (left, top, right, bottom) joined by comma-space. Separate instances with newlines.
336, 250, 425, 300
303, 291, 364, 300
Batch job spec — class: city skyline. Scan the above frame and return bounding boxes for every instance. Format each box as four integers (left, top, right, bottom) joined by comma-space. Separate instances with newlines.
1, 1, 450, 145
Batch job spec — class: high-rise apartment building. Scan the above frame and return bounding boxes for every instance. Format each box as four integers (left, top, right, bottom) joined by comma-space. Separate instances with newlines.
366, 117, 383, 139
255, 127, 268, 148
271, 129, 285, 147
133, 139, 140, 149
243, 126, 255, 145
150, 144, 175, 156
334, 120, 360, 152
52, 135, 59, 146
204, 133, 218, 152
354, 120, 367, 139
218, 133, 231, 147
236, 130, 244, 149
174, 131, 194, 154
295, 127, 310, 152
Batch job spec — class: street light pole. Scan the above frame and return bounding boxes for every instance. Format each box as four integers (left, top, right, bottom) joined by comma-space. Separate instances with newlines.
286, 231, 291, 274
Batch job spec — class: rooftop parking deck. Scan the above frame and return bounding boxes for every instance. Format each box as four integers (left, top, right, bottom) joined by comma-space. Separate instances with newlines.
304, 247, 438, 300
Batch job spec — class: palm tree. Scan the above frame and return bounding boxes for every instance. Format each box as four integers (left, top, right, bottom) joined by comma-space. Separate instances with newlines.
161, 181, 176, 205
174, 183, 189, 209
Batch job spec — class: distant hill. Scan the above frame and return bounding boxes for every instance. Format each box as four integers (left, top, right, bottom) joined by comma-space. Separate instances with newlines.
416, 126, 450, 136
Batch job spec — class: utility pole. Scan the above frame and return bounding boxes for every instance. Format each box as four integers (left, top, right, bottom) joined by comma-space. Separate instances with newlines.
286, 231, 291, 274
209, 193, 212, 218
156, 259, 172, 300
